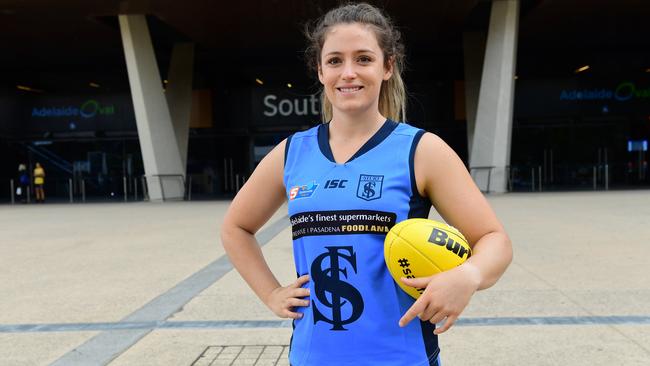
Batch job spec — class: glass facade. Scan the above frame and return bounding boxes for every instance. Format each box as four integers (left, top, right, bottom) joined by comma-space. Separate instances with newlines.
1, 2, 649, 201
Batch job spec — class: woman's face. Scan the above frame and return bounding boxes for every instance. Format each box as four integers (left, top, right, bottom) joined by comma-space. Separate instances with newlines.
318, 23, 393, 118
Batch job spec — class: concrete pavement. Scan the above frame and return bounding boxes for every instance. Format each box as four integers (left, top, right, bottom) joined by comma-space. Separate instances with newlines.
1, 191, 649, 365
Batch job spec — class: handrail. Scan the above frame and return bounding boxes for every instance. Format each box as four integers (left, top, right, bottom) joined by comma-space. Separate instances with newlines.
469, 166, 495, 193
24, 143, 73, 174
151, 174, 185, 201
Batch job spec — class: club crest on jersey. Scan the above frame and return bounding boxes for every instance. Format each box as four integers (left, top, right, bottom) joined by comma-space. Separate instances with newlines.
289, 181, 318, 200
356, 174, 383, 201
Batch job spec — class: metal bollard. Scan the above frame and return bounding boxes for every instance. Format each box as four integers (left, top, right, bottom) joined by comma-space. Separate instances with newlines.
593, 166, 597, 190
235, 173, 240, 192
81, 179, 86, 202
605, 164, 609, 191
134, 177, 138, 201
531, 168, 535, 192
550, 150, 554, 183
141, 176, 148, 201
69, 178, 73, 203
10, 179, 15, 205
123, 176, 128, 202
187, 176, 192, 201
538, 166, 542, 192
223, 158, 228, 192
508, 167, 513, 192
230, 159, 235, 193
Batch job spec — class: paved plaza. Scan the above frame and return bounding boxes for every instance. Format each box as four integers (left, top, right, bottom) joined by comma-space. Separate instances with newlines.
1, 191, 649, 365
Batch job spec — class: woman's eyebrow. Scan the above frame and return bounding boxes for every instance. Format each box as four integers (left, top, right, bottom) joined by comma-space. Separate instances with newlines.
324, 49, 377, 56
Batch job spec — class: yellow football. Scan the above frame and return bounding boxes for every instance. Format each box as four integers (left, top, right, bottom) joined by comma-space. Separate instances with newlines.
384, 218, 472, 299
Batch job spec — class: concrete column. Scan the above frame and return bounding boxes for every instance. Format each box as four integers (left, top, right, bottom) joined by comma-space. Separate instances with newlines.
463, 31, 487, 156
165, 43, 194, 173
469, 0, 519, 193
119, 15, 185, 201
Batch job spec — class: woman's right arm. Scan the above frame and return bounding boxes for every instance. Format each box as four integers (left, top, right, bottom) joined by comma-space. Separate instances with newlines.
220, 139, 310, 319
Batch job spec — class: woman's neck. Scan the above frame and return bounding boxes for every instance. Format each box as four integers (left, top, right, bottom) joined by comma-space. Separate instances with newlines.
329, 109, 387, 143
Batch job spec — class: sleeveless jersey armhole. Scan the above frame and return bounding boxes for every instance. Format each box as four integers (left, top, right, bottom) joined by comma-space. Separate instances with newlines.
408, 129, 431, 218
284, 134, 293, 169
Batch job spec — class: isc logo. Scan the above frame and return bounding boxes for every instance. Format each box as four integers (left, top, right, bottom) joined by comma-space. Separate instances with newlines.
324, 179, 347, 189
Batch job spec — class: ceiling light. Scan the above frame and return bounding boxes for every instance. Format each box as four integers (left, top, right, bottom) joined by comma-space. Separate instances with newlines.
163, 80, 169, 84
255, 78, 264, 85
575, 65, 590, 73
16, 85, 44, 93
287, 83, 293, 88
89, 82, 100, 88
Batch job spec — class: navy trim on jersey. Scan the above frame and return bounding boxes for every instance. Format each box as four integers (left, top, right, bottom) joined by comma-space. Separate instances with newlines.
408, 129, 431, 218
420, 320, 440, 366
409, 130, 438, 361
288, 271, 298, 357
317, 119, 399, 164
289, 319, 295, 355
409, 129, 425, 195
285, 134, 294, 167
317, 123, 335, 162
349, 119, 399, 162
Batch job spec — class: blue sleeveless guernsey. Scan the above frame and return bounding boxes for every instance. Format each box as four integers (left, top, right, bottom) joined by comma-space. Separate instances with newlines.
283, 120, 439, 366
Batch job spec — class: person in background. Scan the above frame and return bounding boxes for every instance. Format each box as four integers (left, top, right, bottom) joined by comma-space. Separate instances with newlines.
33, 162, 46, 203
17, 164, 29, 203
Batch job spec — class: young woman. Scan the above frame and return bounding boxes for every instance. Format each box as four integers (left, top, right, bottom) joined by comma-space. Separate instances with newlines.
33, 162, 46, 203
221, 3, 512, 365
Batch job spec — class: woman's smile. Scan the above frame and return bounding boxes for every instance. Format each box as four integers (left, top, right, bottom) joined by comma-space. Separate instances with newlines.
337, 85, 364, 94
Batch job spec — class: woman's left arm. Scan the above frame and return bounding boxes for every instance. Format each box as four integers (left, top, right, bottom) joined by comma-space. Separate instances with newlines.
399, 132, 513, 334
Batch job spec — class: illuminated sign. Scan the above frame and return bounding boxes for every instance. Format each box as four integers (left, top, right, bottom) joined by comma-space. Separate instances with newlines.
614, 82, 650, 101
263, 94, 320, 117
628, 140, 648, 152
560, 82, 650, 102
31, 99, 115, 119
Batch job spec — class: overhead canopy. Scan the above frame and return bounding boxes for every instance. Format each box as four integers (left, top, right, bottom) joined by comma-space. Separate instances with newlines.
1, 0, 648, 93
